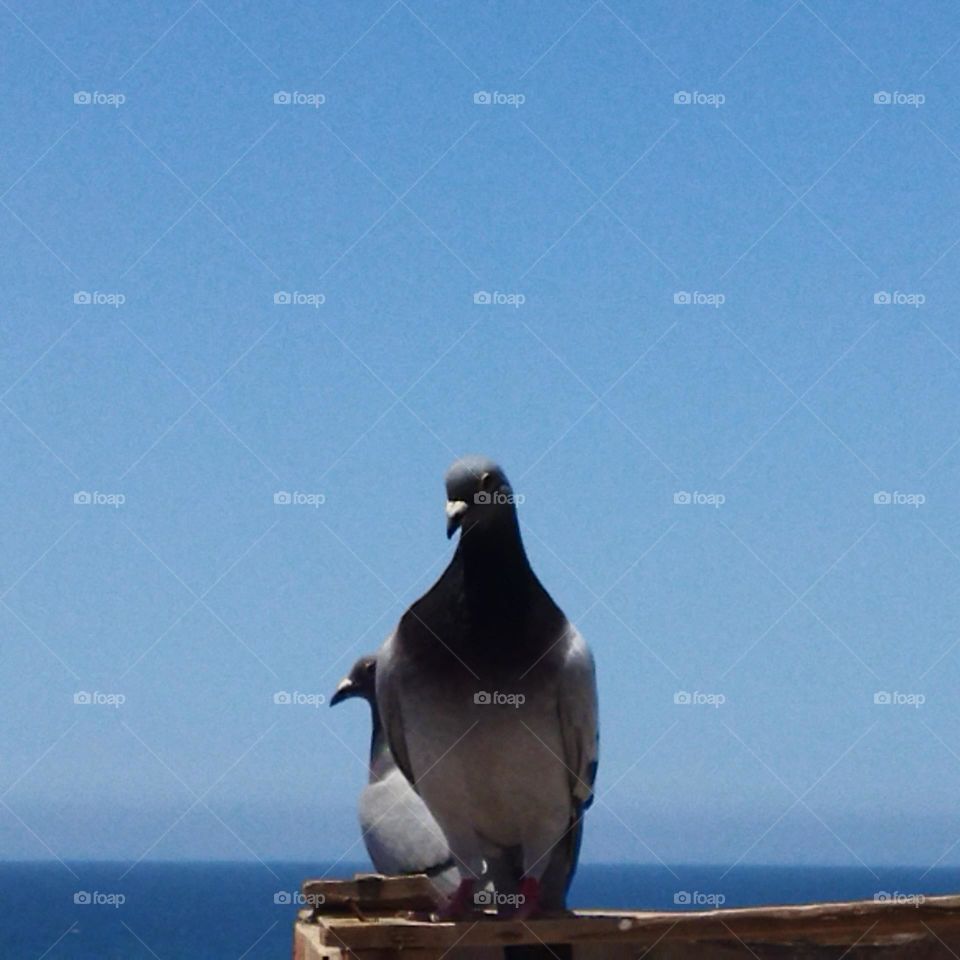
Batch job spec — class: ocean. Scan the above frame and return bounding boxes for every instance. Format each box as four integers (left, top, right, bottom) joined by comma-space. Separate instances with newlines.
6, 861, 959, 958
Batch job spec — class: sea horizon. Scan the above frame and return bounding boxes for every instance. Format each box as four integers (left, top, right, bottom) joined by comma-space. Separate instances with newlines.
6, 860, 959, 958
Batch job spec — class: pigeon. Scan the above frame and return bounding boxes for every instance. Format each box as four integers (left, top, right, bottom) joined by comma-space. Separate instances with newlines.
330, 654, 460, 896
376, 456, 598, 919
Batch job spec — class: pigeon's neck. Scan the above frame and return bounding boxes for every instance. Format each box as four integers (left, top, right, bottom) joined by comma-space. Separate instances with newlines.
454, 511, 539, 627
366, 698, 393, 783
457, 510, 532, 586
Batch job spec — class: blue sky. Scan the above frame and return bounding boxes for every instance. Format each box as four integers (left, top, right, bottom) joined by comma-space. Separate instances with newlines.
2, 0, 960, 879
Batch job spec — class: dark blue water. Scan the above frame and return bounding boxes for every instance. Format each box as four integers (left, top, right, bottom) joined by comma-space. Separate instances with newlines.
6, 861, 960, 957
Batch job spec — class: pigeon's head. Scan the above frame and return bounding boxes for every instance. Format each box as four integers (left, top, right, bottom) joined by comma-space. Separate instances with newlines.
330, 654, 377, 706
444, 455, 517, 539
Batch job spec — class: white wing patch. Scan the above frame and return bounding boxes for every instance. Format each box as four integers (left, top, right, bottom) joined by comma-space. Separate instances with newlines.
558, 627, 599, 810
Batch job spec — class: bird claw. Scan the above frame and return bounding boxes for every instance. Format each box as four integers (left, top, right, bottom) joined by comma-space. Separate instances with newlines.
510, 877, 542, 920
433, 879, 476, 921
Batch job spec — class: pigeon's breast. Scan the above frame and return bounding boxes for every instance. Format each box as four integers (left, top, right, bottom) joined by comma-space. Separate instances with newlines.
408, 672, 572, 847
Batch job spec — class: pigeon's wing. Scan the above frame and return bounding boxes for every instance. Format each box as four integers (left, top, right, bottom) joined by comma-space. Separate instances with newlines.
359, 770, 454, 876
374, 628, 417, 787
539, 627, 597, 909
558, 626, 599, 811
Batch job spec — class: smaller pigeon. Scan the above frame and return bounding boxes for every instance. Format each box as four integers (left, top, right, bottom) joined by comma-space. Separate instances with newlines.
330, 655, 460, 895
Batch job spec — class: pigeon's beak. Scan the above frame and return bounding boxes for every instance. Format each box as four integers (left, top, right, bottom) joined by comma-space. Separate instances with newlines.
445, 499, 468, 539
329, 677, 357, 707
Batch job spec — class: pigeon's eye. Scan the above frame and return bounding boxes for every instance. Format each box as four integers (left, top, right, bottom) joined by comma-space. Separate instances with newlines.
479, 471, 496, 492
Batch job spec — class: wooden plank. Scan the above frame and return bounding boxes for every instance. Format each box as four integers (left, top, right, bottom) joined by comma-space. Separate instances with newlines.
311, 894, 960, 952
294, 920, 505, 960
302, 873, 442, 914
293, 919, 345, 960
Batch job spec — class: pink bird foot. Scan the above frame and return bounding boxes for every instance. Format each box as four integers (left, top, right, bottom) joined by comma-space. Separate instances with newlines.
511, 877, 542, 920
434, 878, 476, 921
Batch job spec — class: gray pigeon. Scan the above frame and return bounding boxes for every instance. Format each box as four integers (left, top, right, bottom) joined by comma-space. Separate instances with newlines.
330, 654, 460, 895
376, 456, 599, 919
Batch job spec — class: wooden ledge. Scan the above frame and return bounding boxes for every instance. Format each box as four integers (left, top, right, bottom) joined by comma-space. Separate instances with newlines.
294, 875, 960, 958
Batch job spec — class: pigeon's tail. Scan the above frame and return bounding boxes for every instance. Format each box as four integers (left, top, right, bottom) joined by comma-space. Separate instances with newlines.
538, 809, 584, 913
499, 819, 581, 960
481, 810, 584, 913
